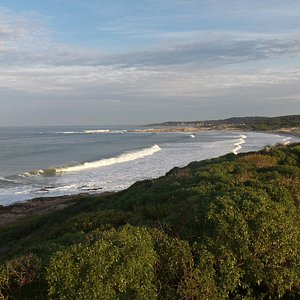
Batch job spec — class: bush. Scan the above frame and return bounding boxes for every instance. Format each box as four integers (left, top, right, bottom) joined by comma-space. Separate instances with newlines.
201, 187, 300, 298
47, 225, 158, 300
237, 154, 278, 168
0, 253, 41, 299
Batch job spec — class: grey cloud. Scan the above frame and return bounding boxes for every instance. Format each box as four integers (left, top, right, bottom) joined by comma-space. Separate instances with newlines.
1, 35, 300, 69
106, 38, 300, 67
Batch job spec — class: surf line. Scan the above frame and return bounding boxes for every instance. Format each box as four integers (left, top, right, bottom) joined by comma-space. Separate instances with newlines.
233, 134, 247, 155
282, 137, 291, 145
56, 144, 161, 173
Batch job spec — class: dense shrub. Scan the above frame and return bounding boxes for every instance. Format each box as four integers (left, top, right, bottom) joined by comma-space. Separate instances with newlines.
237, 154, 278, 168
201, 187, 300, 298
47, 225, 158, 300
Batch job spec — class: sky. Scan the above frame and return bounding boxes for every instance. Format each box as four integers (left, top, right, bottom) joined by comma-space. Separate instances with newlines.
0, 0, 300, 126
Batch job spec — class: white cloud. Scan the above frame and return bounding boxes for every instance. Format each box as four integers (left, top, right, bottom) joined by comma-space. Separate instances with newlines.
0, 5, 300, 108
1, 64, 300, 101
1, 6, 300, 69
0, 4, 300, 125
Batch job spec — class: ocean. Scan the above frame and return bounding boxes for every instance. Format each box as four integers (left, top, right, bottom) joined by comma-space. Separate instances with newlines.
0, 126, 298, 206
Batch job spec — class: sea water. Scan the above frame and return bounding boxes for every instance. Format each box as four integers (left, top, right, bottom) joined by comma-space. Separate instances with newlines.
0, 126, 298, 206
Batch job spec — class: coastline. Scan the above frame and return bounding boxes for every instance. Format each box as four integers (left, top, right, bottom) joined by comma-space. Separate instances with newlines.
131, 125, 300, 137
0, 193, 114, 228
1, 128, 299, 228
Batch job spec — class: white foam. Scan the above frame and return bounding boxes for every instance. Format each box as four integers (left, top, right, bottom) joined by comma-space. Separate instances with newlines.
83, 129, 110, 134
189, 134, 195, 138
282, 136, 291, 145
56, 131, 80, 134
19, 170, 45, 177
57, 129, 122, 135
56, 145, 161, 173
15, 191, 28, 195
110, 130, 127, 134
233, 134, 247, 155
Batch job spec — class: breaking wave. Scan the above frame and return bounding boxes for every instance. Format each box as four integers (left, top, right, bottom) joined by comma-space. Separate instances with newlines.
57, 129, 127, 135
56, 145, 161, 173
19, 145, 162, 177
233, 134, 247, 155
56, 131, 79, 134
0, 176, 17, 183
83, 129, 110, 134
282, 137, 291, 145
18, 170, 46, 177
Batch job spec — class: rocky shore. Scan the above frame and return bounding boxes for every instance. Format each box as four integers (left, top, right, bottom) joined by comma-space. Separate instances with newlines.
0, 194, 94, 227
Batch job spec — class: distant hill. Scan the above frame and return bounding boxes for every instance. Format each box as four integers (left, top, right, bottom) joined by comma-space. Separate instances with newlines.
147, 115, 300, 131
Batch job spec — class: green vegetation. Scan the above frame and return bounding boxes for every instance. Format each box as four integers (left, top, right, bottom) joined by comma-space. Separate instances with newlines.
149, 114, 300, 131
0, 143, 300, 299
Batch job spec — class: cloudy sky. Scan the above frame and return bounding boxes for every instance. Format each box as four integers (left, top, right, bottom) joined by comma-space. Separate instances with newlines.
0, 0, 300, 125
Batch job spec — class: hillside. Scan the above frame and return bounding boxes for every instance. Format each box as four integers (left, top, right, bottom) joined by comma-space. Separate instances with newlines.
148, 115, 300, 132
0, 143, 300, 299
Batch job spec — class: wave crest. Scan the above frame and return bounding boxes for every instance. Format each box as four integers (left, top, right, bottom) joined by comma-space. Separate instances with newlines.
57, 129, 128, 135
233, 135, 247, 155
0, 176, 17, 183
83, 129, 110, 134
17, 145, 161, 177
54, 144, 161, 173
19, 170, 45, 177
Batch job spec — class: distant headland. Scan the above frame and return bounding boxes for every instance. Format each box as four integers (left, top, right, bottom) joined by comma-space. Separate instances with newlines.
141, 114, 300, 136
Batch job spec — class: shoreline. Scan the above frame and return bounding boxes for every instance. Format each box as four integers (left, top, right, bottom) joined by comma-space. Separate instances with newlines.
0, 193, 114, 228
1, 129, 299, 228
131, 125, 300, 137
0, 194, 80, 227
131, 126, 300, 141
